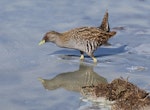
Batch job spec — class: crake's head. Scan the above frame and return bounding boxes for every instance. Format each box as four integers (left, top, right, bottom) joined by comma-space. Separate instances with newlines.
39, 31, 60, 45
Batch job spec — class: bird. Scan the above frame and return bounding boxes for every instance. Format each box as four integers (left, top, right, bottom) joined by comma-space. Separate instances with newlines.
38, 63, 107, 92
39, 11, 116, 63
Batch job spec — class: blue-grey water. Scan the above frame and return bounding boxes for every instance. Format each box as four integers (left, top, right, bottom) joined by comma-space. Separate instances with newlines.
0, 0, 150, 110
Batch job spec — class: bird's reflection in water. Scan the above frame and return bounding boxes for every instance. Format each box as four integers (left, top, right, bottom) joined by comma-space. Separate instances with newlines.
39, 63, 107, 92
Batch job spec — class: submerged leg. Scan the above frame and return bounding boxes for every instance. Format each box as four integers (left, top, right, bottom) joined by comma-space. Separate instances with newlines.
91, 54, 97, 63
80, 51, 84, 60
92, 57, 97, 63
87, 52, 97, 63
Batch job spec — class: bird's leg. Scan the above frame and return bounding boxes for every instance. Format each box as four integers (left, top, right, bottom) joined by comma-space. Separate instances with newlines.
80, 51, 84, 60
91, 54, 97, 63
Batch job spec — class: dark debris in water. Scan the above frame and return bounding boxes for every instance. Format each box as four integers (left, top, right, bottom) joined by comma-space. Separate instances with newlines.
81, 78, 150, 110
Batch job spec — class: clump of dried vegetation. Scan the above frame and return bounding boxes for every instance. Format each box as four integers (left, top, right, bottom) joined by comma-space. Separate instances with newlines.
81, 78, 150, 110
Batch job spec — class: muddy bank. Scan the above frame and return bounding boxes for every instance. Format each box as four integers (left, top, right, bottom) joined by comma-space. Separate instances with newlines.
81, 78, 150, 110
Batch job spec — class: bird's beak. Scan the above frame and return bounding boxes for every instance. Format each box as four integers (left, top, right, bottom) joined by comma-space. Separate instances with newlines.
38, 40, 45, 45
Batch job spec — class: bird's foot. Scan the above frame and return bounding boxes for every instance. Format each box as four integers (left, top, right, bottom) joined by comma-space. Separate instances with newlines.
80, 55, 84, 60
92, 57, 97, 63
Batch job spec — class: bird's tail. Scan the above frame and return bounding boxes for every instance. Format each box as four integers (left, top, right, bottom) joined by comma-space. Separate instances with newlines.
108, 31, 117, 38
98, 10, 110, 32
99, 10, 116, 46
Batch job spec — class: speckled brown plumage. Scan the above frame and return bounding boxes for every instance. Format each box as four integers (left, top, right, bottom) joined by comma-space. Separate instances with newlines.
39, 11, 116, 63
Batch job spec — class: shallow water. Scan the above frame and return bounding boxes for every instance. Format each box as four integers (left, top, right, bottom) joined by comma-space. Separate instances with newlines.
0, 0, 150, 110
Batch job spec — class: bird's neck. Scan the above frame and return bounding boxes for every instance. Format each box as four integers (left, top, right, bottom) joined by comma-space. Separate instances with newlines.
55, 33, 71, 48
50, 32, 62, 43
